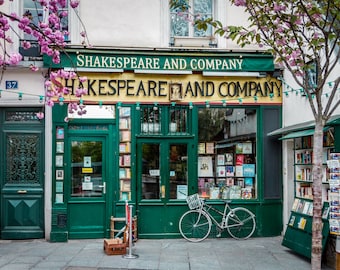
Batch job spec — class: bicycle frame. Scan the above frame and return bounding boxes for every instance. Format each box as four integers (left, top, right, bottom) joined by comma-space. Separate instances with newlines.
200, 201, 232, 230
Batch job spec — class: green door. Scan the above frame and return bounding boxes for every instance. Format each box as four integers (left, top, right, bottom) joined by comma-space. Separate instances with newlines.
0, 109, 45, 239
67, 136, 109, 239
137, 139, 193, 238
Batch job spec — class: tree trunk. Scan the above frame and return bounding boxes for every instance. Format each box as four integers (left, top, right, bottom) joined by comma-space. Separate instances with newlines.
311, 120, 325, 270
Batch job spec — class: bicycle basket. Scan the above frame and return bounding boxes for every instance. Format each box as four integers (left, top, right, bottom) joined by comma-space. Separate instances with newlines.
186, 193, 203, 209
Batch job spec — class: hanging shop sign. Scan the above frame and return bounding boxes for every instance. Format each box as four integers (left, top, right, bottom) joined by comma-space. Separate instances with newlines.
60, 73, 282, 104
44, 50, 275, 72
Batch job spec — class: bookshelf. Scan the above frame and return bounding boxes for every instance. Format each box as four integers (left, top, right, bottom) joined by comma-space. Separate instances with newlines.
282, 129, 334, 258
327, 153, 340, 235
197, 140, 256, 200
119, 108, 132, 201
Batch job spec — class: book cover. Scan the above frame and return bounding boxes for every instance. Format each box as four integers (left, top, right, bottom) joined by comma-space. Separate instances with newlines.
298, 217, 307, 230
217, 166, 226, 177
236, 154, 244, 166
244, 177, 253, 187
206, 142, 214, 154
217, 155, 225, 165
198, 143, 206, 154
289, 215, 296, 226
120, 130, 131, 141
243, 164, 255, 177
291, 198, 300, 211
235, 166, 243, 177
226, 166, 235, 176
123, 155, 131, 166
225, 153, 233, 165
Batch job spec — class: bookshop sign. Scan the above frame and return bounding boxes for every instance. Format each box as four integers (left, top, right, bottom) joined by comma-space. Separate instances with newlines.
61, 73, 282, 104
44, 50, 275, 72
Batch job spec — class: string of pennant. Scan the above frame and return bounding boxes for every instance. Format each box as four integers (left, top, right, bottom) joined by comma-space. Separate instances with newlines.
279, 77, 339, 98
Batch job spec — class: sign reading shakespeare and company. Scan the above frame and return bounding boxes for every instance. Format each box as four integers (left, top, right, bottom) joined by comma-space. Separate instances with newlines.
44, 50, 275, 72
61, 73, 282, 104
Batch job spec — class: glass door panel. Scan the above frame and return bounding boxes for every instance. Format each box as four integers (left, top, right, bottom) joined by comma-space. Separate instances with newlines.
71, 140, 104, 197
169, 144, 188, 199
141, 143, 160, 199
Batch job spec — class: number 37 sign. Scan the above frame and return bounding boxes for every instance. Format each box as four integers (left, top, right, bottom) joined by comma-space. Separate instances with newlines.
5, 80, 18, 89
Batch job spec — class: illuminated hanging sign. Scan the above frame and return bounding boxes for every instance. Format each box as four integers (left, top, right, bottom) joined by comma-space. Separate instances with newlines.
44, 50, 275, 72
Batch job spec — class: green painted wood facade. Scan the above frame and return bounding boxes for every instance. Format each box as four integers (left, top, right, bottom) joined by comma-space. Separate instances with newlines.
0, 108, 45, 239
50, 103, 283, 241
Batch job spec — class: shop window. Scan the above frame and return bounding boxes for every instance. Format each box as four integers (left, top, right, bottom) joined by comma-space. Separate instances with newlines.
169, 106, 188, 134
170, 0, 214, 47
197, 108, 257, 200
140, 105, 162, 134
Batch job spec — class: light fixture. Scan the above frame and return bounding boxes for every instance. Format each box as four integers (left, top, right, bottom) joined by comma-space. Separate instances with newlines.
153, 102, 158, 110
39, 95, 44, 103
238, 98, 243, 104
171, 102, 176, 107
98, 101, 103, 108
0, 90, 2, 98
222, 100, 227, 107
189, 102, 193, 109
254, 96, 258, 102
205, 101, 210, 108
59, 97, 64, 105
18, 92, 23, 100
135, 102, 140, 110
117, 101, 122, 109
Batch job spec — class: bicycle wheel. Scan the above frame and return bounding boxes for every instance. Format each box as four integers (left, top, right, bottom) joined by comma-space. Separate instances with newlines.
179, 210, 212, 242
226, 207, 256, 240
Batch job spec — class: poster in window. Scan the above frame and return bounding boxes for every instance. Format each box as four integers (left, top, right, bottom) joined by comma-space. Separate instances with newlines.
56, 141, 64, 153
56, 155, 63, 167
177, 185, 187, 199
198, 156, 213, 177
56, 169, 64, 180
56, 127, 64, 139
56, 181, 63, 193
205, 142, 214, 154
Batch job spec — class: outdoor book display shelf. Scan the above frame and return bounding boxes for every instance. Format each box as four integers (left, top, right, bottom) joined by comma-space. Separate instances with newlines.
119, 108, 132, 201
282, 129, 334, 258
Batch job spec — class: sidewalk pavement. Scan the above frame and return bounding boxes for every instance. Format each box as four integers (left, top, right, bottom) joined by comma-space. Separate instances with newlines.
0, 236, 334, 270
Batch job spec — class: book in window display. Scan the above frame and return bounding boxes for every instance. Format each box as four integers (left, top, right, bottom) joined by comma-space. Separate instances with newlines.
225, 153, 233, 165
217, 154, 225, 165
198, 143, 205, 154
205, 142, 214, 154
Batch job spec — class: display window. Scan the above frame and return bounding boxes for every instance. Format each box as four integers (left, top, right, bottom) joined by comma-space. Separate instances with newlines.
197, 108, 257, 200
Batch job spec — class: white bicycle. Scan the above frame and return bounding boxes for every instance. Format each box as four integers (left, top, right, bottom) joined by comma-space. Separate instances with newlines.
179, 193, 256, 242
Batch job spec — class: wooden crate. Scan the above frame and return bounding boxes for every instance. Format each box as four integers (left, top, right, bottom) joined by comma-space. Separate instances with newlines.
103, 239, 127, 255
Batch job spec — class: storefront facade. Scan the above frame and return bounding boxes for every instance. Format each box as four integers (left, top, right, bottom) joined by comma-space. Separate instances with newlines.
46, 49, 283, 241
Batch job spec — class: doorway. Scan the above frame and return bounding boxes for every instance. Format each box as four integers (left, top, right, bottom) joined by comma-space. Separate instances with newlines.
0, 109, 45, 239
137, 139, 194, 238
67, 136, 110, 239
